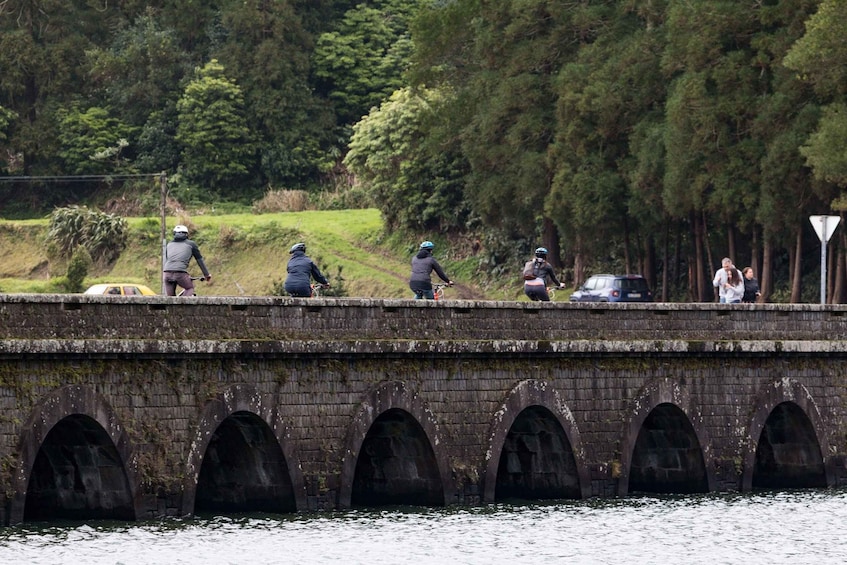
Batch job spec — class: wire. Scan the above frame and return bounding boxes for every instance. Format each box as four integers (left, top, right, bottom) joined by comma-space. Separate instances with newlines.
0, 173, 160, 183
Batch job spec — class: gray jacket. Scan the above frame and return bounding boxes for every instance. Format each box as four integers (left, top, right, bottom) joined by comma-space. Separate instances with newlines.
163, 236, 210, 277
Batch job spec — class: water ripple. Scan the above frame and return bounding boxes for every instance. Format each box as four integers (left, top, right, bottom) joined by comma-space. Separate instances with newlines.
2, 490, 847, 564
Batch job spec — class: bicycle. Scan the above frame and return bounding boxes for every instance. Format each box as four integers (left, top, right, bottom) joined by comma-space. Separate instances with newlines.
433, 282, 452, 301
176, 276, 206, 297
310, 282, 329, 297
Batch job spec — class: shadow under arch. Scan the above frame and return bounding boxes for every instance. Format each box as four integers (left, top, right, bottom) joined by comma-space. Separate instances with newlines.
181, 384, 307, 516
618, 378, 716, 496
741, 379, 834, 491
483, 379, 591, 502
10, 384, 140, 525
338, 381, 452, 509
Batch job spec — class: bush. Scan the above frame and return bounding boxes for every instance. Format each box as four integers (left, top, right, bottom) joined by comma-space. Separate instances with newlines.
66, 246, 93, 292
252, 189, 310, 213
47, 206, 128, 265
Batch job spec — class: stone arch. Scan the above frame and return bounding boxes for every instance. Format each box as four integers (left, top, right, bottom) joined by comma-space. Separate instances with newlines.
741, 379, 833, 491
338, 381, 452, 508
10, 384, 140, 524
181, 384, 306, 516
618, 378, 716, 495
483, 379, 590, 502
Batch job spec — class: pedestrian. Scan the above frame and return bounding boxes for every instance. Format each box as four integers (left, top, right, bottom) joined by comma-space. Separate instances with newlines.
713, 257, 743, 304
523, 247, 565, 302
163, 224, 211, 296
284, 242, 329, 297
410, 241, 452, 299
742, 266, 761, 303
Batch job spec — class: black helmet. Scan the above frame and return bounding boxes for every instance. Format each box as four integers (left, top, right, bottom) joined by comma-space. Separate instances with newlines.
535, 247, 548, 258
289, 242, 306, 254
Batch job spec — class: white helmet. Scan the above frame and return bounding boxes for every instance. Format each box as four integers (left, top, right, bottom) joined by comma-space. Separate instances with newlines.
173, 224, 189, 236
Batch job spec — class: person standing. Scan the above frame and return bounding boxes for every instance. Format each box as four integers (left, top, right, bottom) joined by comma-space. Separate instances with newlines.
713, 257, 743, 303
284, 242, 329, 297
523, 247, 564, 302
742, 266, 761, 303
163, 224, 211, 296
410, 241, 452, 299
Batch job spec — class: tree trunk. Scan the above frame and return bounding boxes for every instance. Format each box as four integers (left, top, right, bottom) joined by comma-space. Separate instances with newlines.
694, 211, 707, 302
761, 237, 773, 302
662, 222, 670, 302
542, 217, 561, 270
790, 228, 802, 303
835, 220, 846, 303
572, 235, 585, 288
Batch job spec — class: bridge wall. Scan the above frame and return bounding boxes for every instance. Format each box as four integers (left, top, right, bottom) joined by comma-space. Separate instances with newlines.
1, 295, 846, 524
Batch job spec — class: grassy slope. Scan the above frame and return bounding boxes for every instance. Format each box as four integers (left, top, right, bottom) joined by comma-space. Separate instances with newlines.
0, 209, 513, 299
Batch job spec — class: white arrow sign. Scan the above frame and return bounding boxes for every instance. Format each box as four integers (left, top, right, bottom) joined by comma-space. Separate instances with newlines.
810, 215, 841, 243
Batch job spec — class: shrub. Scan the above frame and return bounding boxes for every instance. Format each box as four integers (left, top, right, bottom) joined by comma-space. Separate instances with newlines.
47, 206, 128, 265
252, 189, 310, 213
65, 246, 93, 292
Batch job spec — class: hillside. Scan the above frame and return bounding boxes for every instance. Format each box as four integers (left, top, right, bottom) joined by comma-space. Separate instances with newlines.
0, 209, 515, 300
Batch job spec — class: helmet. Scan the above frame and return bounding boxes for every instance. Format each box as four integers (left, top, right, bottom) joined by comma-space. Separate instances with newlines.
535, 247, 548, 258
289, 242, 306, 254
420, 241, 434, 250
173, 224, 189, 236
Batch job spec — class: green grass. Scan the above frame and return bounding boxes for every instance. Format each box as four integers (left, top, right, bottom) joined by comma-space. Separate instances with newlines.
0, 209, 501, 299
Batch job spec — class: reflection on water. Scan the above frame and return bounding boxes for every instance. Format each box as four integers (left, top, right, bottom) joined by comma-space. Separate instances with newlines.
2, 490, 846, 564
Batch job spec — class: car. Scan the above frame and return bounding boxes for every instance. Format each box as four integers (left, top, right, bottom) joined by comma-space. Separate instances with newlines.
569, 274, 653, 303
83, 283, 157, 296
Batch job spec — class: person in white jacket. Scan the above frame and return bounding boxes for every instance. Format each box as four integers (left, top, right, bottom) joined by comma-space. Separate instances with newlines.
713, 257, 744, 303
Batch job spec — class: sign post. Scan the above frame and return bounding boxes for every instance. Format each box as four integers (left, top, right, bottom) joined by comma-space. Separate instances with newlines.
810, 215, 841, 304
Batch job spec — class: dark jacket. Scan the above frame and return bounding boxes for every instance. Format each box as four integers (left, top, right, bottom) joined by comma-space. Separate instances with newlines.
409, 249, 450, 291
163, 235, 210, 277
743, 276, 760, 303
523, 258, 562, 287
284, 250, 328, 296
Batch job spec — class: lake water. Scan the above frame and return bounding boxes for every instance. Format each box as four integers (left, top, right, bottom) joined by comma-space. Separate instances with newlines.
2, 489, 845, 564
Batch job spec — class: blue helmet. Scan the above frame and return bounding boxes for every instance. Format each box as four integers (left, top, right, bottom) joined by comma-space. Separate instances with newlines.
420, 241, 434, 250
535, 247, 548, 257
290, 242, 306, 254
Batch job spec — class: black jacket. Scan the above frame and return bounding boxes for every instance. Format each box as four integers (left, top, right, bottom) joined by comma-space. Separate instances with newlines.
409, 249, 450, 291
284, 250, 328, 292
743, 277, 760, 303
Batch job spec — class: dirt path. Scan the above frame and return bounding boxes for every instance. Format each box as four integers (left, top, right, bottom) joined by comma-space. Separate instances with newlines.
333, 248, 485, 300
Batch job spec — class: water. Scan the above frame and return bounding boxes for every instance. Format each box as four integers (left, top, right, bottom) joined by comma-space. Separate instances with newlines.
2, 490, 846, 564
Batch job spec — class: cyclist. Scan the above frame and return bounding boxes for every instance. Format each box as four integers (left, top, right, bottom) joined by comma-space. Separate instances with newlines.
163, 224, 211, 296
284, 242, 329, 297
523, 247, 564, 302
410, 240, 453, 299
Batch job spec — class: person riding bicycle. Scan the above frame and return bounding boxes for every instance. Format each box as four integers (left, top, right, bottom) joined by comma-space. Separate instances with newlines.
163, 224, 211, 297
284, 242, 329, 297
523, 247, 564, 302
410, 241, 453, 299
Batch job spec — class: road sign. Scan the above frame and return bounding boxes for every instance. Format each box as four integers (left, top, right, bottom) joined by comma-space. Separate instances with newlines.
809, 215, 841, 304
810, 215, 840, 242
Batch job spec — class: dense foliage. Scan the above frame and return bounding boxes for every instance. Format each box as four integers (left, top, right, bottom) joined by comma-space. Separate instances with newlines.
2, 0, 847, 302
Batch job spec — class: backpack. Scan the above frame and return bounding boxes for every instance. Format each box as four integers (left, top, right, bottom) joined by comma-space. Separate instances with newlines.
522, 260, 538, 280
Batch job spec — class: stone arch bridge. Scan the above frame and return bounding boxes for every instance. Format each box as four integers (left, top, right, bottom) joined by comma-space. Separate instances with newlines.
0, 294, 845, 525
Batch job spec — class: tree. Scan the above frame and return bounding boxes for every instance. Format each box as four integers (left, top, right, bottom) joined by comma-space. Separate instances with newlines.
345, 87, 469, 232
213, 0, 339, 187
314, 0, 420, 125
175, 59, 255, 197
56, 106, 136, 175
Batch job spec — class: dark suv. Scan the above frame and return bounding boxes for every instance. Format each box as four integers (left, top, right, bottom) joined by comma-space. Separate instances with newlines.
569, 274, 653, 303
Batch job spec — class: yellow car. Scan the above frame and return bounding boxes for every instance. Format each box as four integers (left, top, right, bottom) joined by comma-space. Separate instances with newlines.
83, 283, 157, 296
